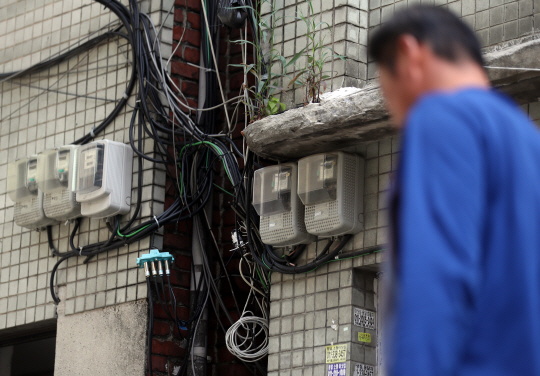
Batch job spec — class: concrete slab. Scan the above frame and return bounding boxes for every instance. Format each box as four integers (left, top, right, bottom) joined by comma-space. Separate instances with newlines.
54, 300, 147, 376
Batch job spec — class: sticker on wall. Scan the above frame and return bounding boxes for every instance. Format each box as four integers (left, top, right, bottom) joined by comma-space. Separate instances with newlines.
353, 363, 375, 376
327, 362, 346, 376
326, 344, 347, 363
353, 307, 375, 330
358, 332, 371, 343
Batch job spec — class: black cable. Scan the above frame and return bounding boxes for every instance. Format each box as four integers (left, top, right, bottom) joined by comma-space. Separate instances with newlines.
50, 253, 74, 304
147, 277, 154, 376
47, 226, 59, 257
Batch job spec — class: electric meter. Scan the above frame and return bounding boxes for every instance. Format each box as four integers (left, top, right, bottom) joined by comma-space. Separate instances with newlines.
7, 156, 58, 230
253, 163, 314, 246
37, 145, 81, 221
75, 140, 133, 218
298, 151, 364, 237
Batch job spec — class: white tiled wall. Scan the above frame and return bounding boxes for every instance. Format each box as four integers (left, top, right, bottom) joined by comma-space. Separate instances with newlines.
0, 0, 173, 330
266, 136, 395, 376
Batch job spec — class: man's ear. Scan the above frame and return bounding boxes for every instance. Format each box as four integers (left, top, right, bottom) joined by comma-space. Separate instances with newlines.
395, 34, 423, 81
395, 35, 423, 63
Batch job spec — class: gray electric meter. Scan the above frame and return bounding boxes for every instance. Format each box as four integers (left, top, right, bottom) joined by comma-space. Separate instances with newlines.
7, 156, 58, 230
75, 140, 133, 218
253, 163, 314, 246
37, 146, 81, 221
298, 151, 364, 237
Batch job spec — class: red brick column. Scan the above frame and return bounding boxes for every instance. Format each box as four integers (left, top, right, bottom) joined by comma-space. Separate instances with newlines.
153, 1, 261, 374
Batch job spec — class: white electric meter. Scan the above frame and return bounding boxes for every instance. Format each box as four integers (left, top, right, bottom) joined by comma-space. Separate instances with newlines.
75, 140, 133, 218
298, 151, 364, 237
7, 156, 58, 230
37, 146, 81, 221
253, 163, 314, 246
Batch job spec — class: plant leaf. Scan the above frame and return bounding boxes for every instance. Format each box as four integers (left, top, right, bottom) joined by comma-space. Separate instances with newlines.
288, 71, 304, 87
284, 47, 307, 69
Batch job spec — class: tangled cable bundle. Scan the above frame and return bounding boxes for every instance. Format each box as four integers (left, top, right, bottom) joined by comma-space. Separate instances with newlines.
226, 314, 269, 362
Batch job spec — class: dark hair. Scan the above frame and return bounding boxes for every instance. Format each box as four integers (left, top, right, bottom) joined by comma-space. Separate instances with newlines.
368, 5, 484, 71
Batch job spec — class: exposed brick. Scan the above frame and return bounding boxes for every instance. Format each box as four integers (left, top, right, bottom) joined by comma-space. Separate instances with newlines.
187, 12, 201, 29
216, 364, 254, 376
229, 72, 246, 91
153, 321, 171, 336
186, 0, 201, 11
183, 46, 200, 64
169, 269, 191, 288
174, 254, 191, 270
153, 304, 175, 320
176, 306, 190, 321
152, 339, 185, 357
177, 220, 191, 232
151, 355, 167, 372
219, 40, 228, 55
173, 27, 201, 46
174, 8, 184, 23
172, 287, 190, 304
181, 80, 199, 97
217, 346, 237, 363
163, 232, 191, 248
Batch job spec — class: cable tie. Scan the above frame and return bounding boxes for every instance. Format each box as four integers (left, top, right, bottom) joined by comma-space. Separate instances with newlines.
79, 246, 83, 256
153, 216, 160, 227
89, 127, 95, 138
123, 91, 128, 99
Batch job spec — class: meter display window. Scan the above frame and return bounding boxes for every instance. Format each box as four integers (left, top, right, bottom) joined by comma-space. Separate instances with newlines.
56, 149, 70, 187
26, 158, 38, 195
298, 154, 338, 205
253, 165, 293, 216
77, 144, 105, 194
7, 158, 35, 202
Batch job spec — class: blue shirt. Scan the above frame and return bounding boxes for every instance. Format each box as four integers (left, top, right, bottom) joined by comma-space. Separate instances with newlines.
388, 88, 540, 376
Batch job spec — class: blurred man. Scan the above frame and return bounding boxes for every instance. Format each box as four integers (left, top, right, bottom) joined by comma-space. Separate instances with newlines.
368, 5, 540, 376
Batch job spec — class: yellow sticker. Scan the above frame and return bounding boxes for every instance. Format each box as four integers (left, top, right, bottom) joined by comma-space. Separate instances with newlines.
358, 332, 371, 343
325, 344, 347, 363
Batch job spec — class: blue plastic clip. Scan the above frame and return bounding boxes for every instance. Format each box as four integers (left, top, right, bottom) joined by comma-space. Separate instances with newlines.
136, 249, 175, 268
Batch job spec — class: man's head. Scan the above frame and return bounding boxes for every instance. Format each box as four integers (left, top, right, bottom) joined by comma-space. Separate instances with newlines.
368, 5, 489, 125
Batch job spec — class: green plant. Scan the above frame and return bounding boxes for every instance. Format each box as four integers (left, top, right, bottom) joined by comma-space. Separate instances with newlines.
230, 0, 305, 122
287, 0, 346, 104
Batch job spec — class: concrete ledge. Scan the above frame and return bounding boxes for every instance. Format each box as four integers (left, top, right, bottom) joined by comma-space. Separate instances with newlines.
244, 38, 540, 161
54, 300, 147, 376
243, 86, 392, 161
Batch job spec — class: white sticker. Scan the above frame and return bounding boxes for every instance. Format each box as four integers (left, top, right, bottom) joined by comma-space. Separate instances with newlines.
267, 214, 283, 229
353, 308, 375, 330
313, 202, 330, 220
353, 363, 375, 376
84, 150, 96, 169
19, 202, 32, 215
327, 362, 346, 376
50, 192, 62, 202
325, 344, 347, 363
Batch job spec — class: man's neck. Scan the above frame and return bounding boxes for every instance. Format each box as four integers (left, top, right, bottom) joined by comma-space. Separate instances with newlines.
424, 60, 491, 93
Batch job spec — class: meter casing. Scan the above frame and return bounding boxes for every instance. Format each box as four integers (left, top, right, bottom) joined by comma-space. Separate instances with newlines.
298, 151, 364, 237
75, 140, 133, 218
7, 156, 58, 229
37, 145, 81, 221
253, 163, 314, 246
